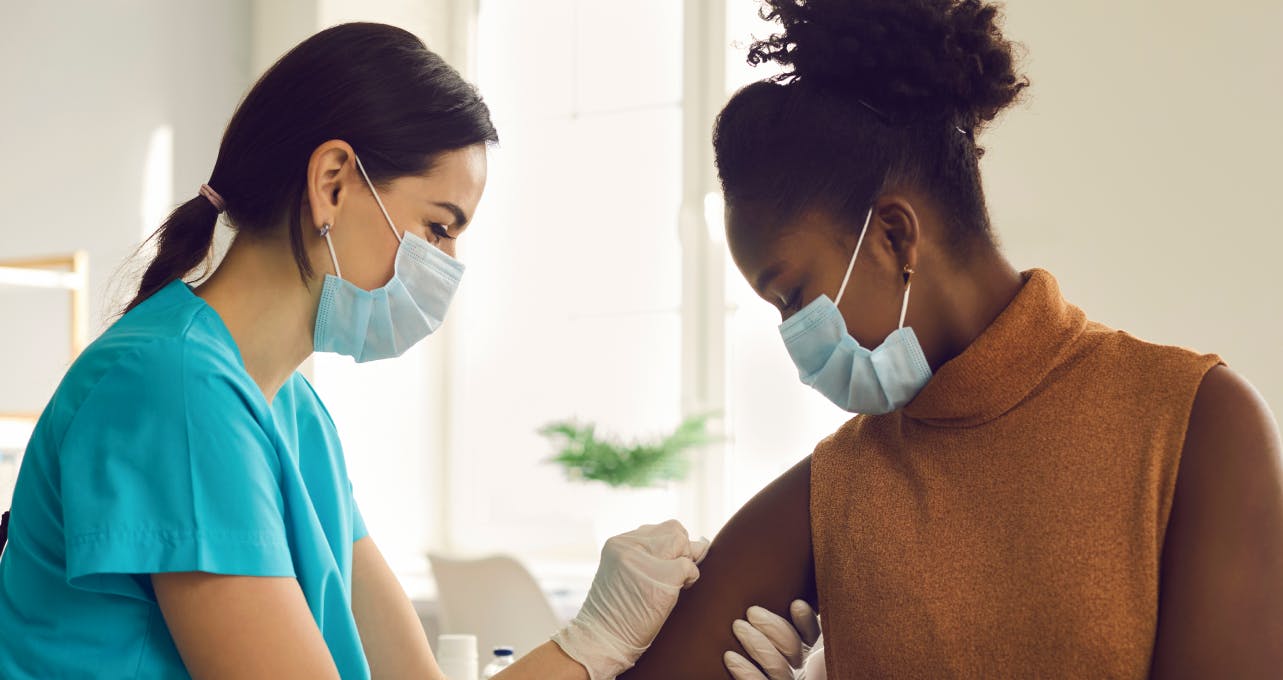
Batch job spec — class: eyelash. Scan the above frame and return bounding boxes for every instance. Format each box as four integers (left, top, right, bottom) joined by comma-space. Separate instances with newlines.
427, 222, 455, 241
780, 288, 801, 311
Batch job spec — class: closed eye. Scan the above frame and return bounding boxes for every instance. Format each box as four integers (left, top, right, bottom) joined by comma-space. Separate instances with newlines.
784, 288, 802, 312
427, 222, 455, 241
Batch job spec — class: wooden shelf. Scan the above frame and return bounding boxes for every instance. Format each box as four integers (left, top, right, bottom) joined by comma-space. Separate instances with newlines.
0, 251, 90, 359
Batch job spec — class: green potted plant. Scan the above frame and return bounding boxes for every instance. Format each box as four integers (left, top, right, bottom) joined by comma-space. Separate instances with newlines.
539, 414, 714, 543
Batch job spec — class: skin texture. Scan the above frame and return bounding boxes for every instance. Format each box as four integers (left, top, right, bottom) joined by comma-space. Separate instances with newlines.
351, 537, 445, 679
152, 571, 342, 678
626, 189, 1283, 676
1150, 366, 1283, 677
158, 141, 588, 680
620, 457, 815, 680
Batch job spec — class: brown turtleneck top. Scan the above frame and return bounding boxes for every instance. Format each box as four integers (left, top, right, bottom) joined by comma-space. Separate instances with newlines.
811, 269, 1222, 678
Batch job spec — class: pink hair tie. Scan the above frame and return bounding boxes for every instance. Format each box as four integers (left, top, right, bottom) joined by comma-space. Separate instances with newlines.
199, 183, 226, 213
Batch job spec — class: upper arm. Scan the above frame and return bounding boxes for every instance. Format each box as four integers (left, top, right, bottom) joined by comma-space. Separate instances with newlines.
61, 340, 292, 598
351, 536, 442, 680
153, 572, 340, 679
620, 456, 816, 680
1151, 365, 1283, 678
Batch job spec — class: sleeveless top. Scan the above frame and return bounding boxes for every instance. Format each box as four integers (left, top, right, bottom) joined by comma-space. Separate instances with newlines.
810, 269, 1221, 678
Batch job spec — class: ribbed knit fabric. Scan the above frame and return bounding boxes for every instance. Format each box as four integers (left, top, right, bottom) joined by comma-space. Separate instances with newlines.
811, 269, 1222, 679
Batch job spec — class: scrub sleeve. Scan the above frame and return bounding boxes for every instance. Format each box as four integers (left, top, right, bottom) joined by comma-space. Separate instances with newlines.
59, 337, 294, 600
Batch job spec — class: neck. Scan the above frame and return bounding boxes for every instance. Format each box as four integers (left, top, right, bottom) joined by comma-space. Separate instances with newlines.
195, 236, 320, 402
916, 248, 1025, 371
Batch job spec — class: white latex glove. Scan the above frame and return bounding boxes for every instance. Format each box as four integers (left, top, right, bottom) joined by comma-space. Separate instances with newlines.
552, 520, 710, 680
724, 600, 823, 680
801, 643, 825, 680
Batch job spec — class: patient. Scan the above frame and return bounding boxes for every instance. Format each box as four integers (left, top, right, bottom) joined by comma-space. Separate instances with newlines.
622, 0, 1283, 677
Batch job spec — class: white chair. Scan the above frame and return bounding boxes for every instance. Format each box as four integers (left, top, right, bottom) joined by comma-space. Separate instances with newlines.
428, 553, 564, 661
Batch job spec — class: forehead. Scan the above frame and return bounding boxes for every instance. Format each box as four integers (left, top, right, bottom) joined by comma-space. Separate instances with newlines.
727, 202, 838, 276
392, 145, 487, 209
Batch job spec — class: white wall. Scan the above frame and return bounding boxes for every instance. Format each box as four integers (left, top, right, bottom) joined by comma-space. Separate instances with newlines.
443, 0, 688, 562
986, 0, 1283, 414
0, 0, 252, 412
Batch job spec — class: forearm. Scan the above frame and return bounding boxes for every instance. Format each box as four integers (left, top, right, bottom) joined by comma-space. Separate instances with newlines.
351, 538, 442, 680
493, 642, 588, 680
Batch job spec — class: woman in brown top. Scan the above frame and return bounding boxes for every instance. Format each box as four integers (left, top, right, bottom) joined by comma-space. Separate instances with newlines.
621, 0, 1283, 678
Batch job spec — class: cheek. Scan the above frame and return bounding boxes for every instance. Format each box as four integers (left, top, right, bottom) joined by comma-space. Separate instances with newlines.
838, 269, 906, 345
344, 226, 400, 290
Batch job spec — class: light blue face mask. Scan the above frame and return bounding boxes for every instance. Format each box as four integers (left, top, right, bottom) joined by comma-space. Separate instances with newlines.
778, 207, 933, 414
313, 154, 464, 363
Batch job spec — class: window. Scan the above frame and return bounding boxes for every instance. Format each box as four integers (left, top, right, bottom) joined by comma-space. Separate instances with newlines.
445, 0, 687, 561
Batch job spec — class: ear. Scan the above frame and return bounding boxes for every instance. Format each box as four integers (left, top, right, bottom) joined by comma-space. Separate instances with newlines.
871, 194, 921, 281
304, 140, 356, 233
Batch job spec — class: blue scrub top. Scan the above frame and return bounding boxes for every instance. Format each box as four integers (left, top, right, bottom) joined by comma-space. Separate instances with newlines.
0, 280, 371, 679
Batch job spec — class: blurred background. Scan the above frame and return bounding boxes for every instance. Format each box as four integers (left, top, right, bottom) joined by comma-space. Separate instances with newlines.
2, 0, 1280, 657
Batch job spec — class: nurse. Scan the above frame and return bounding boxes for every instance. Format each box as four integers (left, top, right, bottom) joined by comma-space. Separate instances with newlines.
0, 22, 706, 680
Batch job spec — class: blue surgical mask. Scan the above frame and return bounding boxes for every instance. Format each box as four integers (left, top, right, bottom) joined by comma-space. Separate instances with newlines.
312, 154, 464, 363
778, 207, 932, 414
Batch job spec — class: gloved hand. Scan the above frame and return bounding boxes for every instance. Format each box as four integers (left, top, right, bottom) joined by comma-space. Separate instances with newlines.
552, 520, 710, 680
723, 600, 823, 680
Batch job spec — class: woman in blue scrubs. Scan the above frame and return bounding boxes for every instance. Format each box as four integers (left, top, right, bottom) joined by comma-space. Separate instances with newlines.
0, 23, 706, 680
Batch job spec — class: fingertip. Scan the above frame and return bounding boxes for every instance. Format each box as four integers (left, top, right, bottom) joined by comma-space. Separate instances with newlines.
691, 536, 711, 564
681, 559, 700, 589
724, 650, 752, 676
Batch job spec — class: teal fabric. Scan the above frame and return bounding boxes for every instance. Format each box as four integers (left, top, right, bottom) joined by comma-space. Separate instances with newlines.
0, 280, 370, 679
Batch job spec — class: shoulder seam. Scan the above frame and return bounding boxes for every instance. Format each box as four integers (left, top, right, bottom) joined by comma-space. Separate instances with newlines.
55, 309, 204, 453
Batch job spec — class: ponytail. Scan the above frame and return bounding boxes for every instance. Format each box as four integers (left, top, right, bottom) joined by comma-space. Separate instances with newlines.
124, 194, 220, 312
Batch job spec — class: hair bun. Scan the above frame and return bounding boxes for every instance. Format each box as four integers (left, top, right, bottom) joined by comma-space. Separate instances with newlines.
749, 0, 1029, 130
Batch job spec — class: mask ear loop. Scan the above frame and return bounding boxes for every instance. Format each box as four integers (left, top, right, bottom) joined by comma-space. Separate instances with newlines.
320, 223, 342, 279
898, 265, 915, 329
352, 153, 403, 244
834, 207, 875, 307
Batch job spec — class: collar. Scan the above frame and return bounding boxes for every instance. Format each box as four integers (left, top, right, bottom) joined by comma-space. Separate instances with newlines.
902, 269, 1087, 428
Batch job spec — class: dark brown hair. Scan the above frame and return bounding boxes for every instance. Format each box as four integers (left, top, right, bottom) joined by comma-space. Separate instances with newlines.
126, 22, 498, 312
713, 0, 1028, 253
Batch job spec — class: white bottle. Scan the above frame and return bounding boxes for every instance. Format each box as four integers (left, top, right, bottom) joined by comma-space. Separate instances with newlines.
437, 634, 479, 680
481, 646, 516, 679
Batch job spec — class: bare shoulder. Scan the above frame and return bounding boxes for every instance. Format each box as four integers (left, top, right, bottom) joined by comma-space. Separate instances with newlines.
1151, 365, 1283, 677
1186, 365, 1280, 450
1179, 365, 1281, 502
620, 456, 815, 680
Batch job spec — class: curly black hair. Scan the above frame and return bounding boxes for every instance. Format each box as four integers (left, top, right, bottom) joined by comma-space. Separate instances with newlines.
715, 0, 1029, 253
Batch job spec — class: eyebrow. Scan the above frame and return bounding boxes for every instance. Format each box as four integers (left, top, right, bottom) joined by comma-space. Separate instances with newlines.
433, 201, 470, 228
